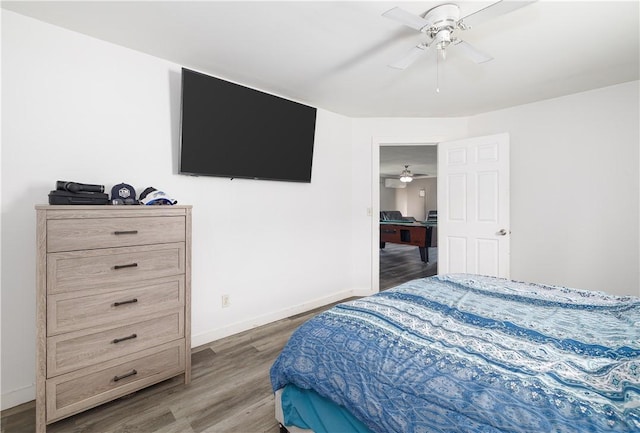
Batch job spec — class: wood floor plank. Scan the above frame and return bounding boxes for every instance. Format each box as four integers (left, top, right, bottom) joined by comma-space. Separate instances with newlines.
153, 418, 197, 433
202, 395, 279, 433
379, 244, 437, 290
0, 402, 35, 433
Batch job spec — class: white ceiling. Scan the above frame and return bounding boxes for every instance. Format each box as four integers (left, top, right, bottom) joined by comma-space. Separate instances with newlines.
3, 1, 639, 119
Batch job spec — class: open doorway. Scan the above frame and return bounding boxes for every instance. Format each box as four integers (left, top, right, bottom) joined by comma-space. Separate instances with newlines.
378, 144, 438, 290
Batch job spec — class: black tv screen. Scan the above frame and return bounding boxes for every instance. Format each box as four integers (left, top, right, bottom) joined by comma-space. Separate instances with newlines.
179, 68, 317, 182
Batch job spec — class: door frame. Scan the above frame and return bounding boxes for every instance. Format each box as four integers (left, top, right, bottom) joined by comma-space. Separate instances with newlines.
371, 136, 439, 293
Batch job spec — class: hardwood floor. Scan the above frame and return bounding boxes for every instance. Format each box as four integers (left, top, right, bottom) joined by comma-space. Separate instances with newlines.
379, 243, 438, 290
1, 303, 347, 433
2, 247, 432, 433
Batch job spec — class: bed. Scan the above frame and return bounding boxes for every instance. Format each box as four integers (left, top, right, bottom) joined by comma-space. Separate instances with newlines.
270, 274, 640, 433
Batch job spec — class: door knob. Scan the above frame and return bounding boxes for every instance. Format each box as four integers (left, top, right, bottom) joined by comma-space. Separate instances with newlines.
497, 229, 508, 236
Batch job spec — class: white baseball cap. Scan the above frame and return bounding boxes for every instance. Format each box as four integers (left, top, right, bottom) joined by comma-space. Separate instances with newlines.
139, 187, 177, 205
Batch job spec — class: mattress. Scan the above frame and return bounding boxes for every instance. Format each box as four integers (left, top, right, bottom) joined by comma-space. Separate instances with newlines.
275, 388, 313, 433
275, 385, 372, 433
270, 274, 640, 432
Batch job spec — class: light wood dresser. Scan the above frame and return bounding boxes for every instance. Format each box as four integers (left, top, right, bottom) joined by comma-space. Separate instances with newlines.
35, 205, 192, 433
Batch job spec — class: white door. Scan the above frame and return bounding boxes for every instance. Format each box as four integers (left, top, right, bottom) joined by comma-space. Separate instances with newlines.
437, 133, 510, 277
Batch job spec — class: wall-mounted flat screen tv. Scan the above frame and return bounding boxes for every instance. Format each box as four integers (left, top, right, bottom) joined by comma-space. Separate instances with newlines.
179, 68, 317, 183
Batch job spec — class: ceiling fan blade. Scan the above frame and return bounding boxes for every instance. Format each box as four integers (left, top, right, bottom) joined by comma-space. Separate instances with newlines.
382, 7, 430, 31
453, 40, 493, 64
389, 44, 429, 70
459, 1, 535, 28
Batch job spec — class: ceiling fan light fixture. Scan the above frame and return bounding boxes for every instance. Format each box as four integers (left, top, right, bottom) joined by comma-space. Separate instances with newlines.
383, 1, 534, 70
400, 165, 413, 182
435, 28, 452, 50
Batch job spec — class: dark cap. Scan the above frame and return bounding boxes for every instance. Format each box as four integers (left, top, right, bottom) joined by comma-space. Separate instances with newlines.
110, 183, 137, 204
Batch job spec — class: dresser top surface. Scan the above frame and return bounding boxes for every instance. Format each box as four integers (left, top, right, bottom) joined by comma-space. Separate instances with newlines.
36, 205, 192, 220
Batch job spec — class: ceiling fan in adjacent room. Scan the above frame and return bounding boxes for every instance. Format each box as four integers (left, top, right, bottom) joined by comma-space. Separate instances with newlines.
383, 1, 535, 70
391, 165, 431, 183
400, 165, 414, 182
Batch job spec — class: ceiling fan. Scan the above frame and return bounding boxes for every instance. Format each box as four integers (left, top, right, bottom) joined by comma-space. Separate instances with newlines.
387, 165, 431, 182
383, 1, 534, 70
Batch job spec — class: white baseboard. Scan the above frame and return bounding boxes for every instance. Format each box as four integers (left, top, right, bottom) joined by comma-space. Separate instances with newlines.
1, 384, 35, 411
191, 288, 365, 348
352, 287, 378, 297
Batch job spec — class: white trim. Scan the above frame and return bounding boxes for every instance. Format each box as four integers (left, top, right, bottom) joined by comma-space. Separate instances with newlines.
191, 288, 366, 347
1, 384, 35, 410
371, 137, 440, 292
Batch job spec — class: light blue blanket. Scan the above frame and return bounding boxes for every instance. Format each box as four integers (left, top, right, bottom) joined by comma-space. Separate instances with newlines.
270, 274, 640, 432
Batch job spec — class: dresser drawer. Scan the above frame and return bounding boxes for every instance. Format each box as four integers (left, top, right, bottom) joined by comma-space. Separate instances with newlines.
47, 276, 185, 336
47, 309, 184, 377
47, 243, 185, 294
47, 216, 185, 252
46, 340, 185, 423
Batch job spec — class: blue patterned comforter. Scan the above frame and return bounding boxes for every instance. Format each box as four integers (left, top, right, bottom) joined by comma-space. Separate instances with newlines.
270, 274, 640, 432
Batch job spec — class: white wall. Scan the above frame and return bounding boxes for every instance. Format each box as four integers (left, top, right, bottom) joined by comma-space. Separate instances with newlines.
379, 179, 398, 212
468, 81, 640, 296
0, 13, 3, 409
350, 93, 639, 297
405, 178, 437, 221
2, 9, 639, 412
1, 11, 356, 409
349, 118, 469, 292
394, 185, 408, 216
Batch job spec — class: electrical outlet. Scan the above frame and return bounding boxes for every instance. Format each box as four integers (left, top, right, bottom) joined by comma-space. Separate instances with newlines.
221, 294, 230, 308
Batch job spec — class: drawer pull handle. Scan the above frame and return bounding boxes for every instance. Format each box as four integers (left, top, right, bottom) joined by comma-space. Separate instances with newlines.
113, 230, 138, 235
113, 298, 138, 307
114, 263, 138, 270
113, 369, 137, 382
112, 334, 137, 344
